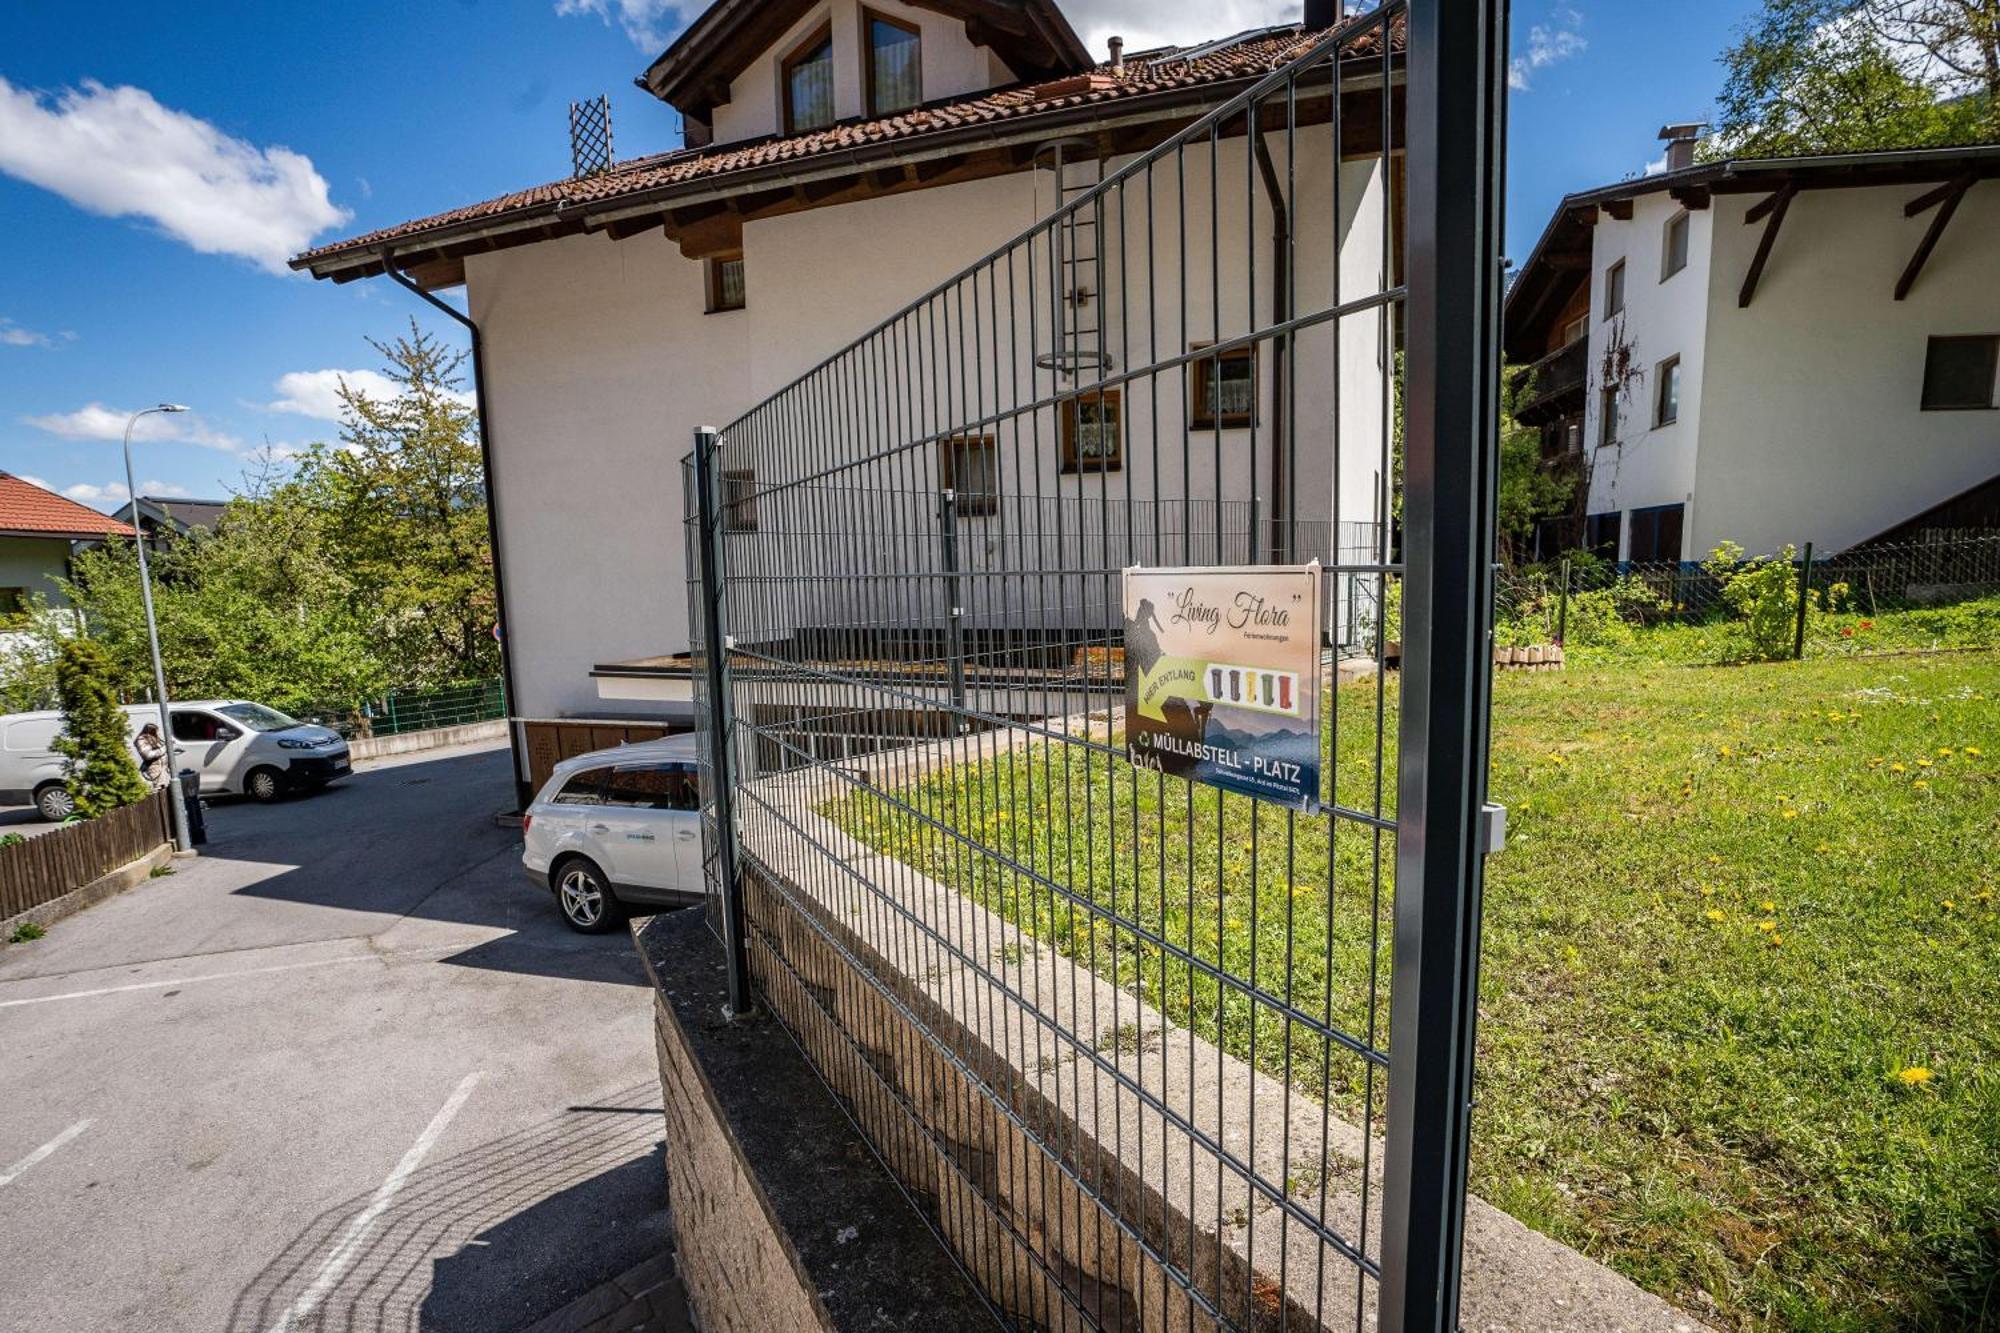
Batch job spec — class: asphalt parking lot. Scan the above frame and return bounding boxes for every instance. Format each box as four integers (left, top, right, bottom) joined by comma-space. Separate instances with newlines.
0, 741, 678, 1332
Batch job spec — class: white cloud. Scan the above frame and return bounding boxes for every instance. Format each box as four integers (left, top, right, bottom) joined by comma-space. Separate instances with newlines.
22, 402, 242, 453
266, 368, 475, 421
554, 0, 690, 51
1, 318, 68, 348
141, 479, 191, 497
1642, 151, 1670, 177
19, 475, 53, 491
1509, 8, 1587, 91
0, 77, 349, 273
62, 480, 129, 506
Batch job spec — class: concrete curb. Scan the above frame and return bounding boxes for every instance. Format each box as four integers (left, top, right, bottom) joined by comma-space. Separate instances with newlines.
1, 841, 175, 938
348, 719, 509, 761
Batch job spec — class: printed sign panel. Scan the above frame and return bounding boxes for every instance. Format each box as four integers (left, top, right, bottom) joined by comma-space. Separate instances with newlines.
1122, 563, 1323, 811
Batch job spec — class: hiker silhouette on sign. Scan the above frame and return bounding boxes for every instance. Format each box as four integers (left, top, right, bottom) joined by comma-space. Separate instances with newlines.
1126, 593, 1210, 775
1127, 598, 1165, 675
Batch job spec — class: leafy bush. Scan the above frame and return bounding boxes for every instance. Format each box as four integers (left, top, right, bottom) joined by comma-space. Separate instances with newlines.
1708, 541, 1805, 660
52, 638, 149, 819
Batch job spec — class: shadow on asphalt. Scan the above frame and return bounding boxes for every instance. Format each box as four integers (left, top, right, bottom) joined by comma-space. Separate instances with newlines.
208, 746, 672, 989
226, 1083, 671, 1333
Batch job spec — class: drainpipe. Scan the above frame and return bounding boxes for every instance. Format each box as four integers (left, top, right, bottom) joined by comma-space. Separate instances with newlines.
1252, 126, 1291, 564
378, 251, 533, 811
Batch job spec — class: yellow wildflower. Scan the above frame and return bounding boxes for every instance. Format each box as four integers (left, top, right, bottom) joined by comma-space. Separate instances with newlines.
1782, 809, 1799, 820
1758, 920, 1777, 932
1708, 854, 1723, 865
1700, 885, 1716, 897
1942, 900, 1955, 911
1913, 780, 1930, 790
1760, 899, 1776, 911
1890, 763, 1907, 773
1718, 745, 1732, 758
1965, 746, 1983, 758
1704, 908, 1726, 922
1815, 844, 1831, 854
1917, 758, 1934, 768
1938, 748, 1953, 757
1895, 1067, 1934, 1086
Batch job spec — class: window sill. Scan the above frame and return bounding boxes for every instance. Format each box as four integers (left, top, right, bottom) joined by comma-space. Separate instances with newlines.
1919, 403, 1997, 412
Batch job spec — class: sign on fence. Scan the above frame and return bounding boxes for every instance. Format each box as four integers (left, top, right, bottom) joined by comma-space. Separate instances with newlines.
1122, 562, 1323, 810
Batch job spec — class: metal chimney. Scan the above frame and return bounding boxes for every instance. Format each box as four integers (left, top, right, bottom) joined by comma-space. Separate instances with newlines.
1108, 35, 1124, 76
1657, 122, 1705, 173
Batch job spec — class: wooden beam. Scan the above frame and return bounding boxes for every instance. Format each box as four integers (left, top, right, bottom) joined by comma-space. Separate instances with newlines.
602, 214, 665, 242
1670, 185, 1710, 210
1895, 177, 1971, 300
1603, 198, 1633, 221
1743, 186, 1791, 225
1903, 177, 1966, 217
1738, 184, 1795, 309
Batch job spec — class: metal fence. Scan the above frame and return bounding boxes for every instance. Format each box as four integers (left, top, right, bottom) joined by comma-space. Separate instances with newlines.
1495, 530, 2000, 658
683, 3, 1504, 1329
295, 678, 507, 740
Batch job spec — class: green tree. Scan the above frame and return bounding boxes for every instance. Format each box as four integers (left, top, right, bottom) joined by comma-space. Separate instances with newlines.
52, 638, 149, 818
295, 323, 499, 685
1711, 0, 1992, 156
1496, 367, 1578, 570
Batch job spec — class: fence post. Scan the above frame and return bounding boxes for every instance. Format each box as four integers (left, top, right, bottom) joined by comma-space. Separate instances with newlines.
938, 488, 969, 721
1381, 0, 1507, 1327
693, 425, 753, 1019
1557, 556, 1570, 645
1793, 540, 1814, 660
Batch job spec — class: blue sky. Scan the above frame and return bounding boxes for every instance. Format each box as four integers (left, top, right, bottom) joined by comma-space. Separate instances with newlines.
0, 0, 1760, 509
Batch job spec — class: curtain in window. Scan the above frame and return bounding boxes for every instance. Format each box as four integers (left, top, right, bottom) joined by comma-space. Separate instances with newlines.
871, 19, 921, 115
789, 39, 835, 131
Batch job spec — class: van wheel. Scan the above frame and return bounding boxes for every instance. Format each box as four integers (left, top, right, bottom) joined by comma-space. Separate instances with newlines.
245, 767, 283, 803
34, 783, 76, 822
553, 858, 620, 934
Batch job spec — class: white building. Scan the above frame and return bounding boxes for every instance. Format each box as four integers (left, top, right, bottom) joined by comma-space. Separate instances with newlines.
1505, 137, 2000, 566
295, 0, 1400, 802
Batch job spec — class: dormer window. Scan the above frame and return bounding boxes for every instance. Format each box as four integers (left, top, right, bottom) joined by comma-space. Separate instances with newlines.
783, 24, 835, 134
865, 11, 922, 117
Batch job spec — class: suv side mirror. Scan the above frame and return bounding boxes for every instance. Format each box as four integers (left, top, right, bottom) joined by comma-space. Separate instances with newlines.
214, 725, 240, 741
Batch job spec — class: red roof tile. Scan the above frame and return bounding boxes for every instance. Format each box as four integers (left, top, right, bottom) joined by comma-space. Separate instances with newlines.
0, 473, 136, 539
295, 22, 1396, 272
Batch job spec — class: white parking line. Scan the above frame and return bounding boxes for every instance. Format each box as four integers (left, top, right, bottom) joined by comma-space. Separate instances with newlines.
0, 947, 452, 1009
265, 1071, 484, 1333
0, 1119, 93, 1188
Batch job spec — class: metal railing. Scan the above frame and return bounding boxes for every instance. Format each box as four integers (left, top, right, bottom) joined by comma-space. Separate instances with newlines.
295, 678, 507, 740
683, 3, 1505, 1328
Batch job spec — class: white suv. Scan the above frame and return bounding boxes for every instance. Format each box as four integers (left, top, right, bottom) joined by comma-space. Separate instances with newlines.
521, 734, 708, 932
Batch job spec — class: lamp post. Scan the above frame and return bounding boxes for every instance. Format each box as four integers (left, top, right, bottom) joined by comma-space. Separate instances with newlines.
122, 404, 193, 853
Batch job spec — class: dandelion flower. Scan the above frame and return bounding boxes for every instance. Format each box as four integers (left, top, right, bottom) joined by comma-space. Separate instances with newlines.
1938, 748, 1954, 757
1913, 780, 1930, 790
1782, 809, 1799, 820
1895, 1067, 1933, 1086
1942, 900, 1955, 911
1704, 908, 1725, 922
1700, 885, 1716, 897
1966, 746, 1983, 758
1760, 899, 1776, 912
1815, 844, 1831, 854
1917, 758, 1934, 769
1708, 854, 1723, 865
1890, 763, 1907, 773
1758, 920, 1777, 932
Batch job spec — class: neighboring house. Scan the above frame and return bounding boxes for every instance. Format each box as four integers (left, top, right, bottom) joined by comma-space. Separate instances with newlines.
293, 0, 1398, 801
1506, 133, 2000, 565
109, 495, 229, 549
0, 472, 135, 618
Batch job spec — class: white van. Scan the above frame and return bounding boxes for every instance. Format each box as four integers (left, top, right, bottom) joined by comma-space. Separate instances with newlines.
0, 700, 350, 821
521, 734, 707, 932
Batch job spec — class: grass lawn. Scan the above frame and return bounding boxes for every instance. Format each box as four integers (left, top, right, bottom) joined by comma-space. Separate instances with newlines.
825, 649, 1999, 1330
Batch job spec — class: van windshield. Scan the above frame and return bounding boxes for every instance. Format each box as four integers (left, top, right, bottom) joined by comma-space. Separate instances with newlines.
217, 702, 304, 733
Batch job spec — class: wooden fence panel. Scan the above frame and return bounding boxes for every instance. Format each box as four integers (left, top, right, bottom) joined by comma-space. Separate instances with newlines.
0, 789, 171, 921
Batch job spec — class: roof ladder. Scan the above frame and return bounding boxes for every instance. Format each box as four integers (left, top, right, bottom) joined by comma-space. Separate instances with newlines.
1033, 137, 1111, 381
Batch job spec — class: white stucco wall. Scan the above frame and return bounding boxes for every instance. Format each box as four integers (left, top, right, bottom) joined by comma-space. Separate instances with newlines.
712, 0, 1011, 146
1581, 190, 1712, 559
1693, 181, 2000, 555
0, 537, 74, 611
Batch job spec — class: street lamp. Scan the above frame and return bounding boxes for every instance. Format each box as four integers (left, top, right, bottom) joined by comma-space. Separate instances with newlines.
122, 403, 193, 853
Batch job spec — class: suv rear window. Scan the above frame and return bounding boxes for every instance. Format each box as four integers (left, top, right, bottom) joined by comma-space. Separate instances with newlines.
552, 767, 609, 805
603, 764, 700, 811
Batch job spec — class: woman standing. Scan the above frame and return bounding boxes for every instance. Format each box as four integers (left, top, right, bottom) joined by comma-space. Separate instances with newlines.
134, 721, 170, 791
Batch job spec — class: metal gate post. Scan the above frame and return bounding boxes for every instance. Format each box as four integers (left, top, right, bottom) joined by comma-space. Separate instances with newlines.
693, 425, 754, 1018
1793, 541, 1814, 660
938, 488, 969, 717
1382, 0, 1509, 1329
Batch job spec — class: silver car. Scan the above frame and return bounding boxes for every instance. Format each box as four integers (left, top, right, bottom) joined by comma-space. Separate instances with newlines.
0, 699, 349, 820
521, 734, 706, 932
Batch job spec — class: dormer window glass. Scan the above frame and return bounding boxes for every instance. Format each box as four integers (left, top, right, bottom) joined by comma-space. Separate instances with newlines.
784, 25, 836, 134
866, 11, 922, 117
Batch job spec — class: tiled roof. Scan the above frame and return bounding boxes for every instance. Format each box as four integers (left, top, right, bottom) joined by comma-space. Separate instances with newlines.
0, 473, 136, 539
295, 22, 1392, 271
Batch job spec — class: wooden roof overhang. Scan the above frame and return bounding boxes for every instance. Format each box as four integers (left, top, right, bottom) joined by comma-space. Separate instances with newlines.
300, 59, 1402, 292
641, 0, 1093, 126
1507, 141, 2000, 352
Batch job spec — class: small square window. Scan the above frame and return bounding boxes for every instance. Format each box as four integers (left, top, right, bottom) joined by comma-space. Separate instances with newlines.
940, 436, 999, 516
1061, 389, 1122, 473
1604, 260, 1625, 319
1654, 355, 1681, 426
707, 253, 745, 312
1920, 335, 1998, 410
1585, 512, 1621, 562
1628, 503, 1684, 564
1189, 344, 1257, 430
1597, 384, 1619, 449
1662, 211, 1690, 281
723, 468, 758, 532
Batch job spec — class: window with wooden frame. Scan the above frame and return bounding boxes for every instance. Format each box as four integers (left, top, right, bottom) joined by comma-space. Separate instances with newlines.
1661, 210, 1690, 281
706, 252, 745, 312
1189, 343, 1257, 430
1061, 389, 1122, 473
1597, 383, 1619, 449
1653, 355, 1680, 426
863, 9, 922, 117
939, 435, 999, 515
1604, 259, 1625, 319
782, 24, 836, 134
1585, 511, 1621, 562
723, 468, 758, 531
1921, 334, 1999, 410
